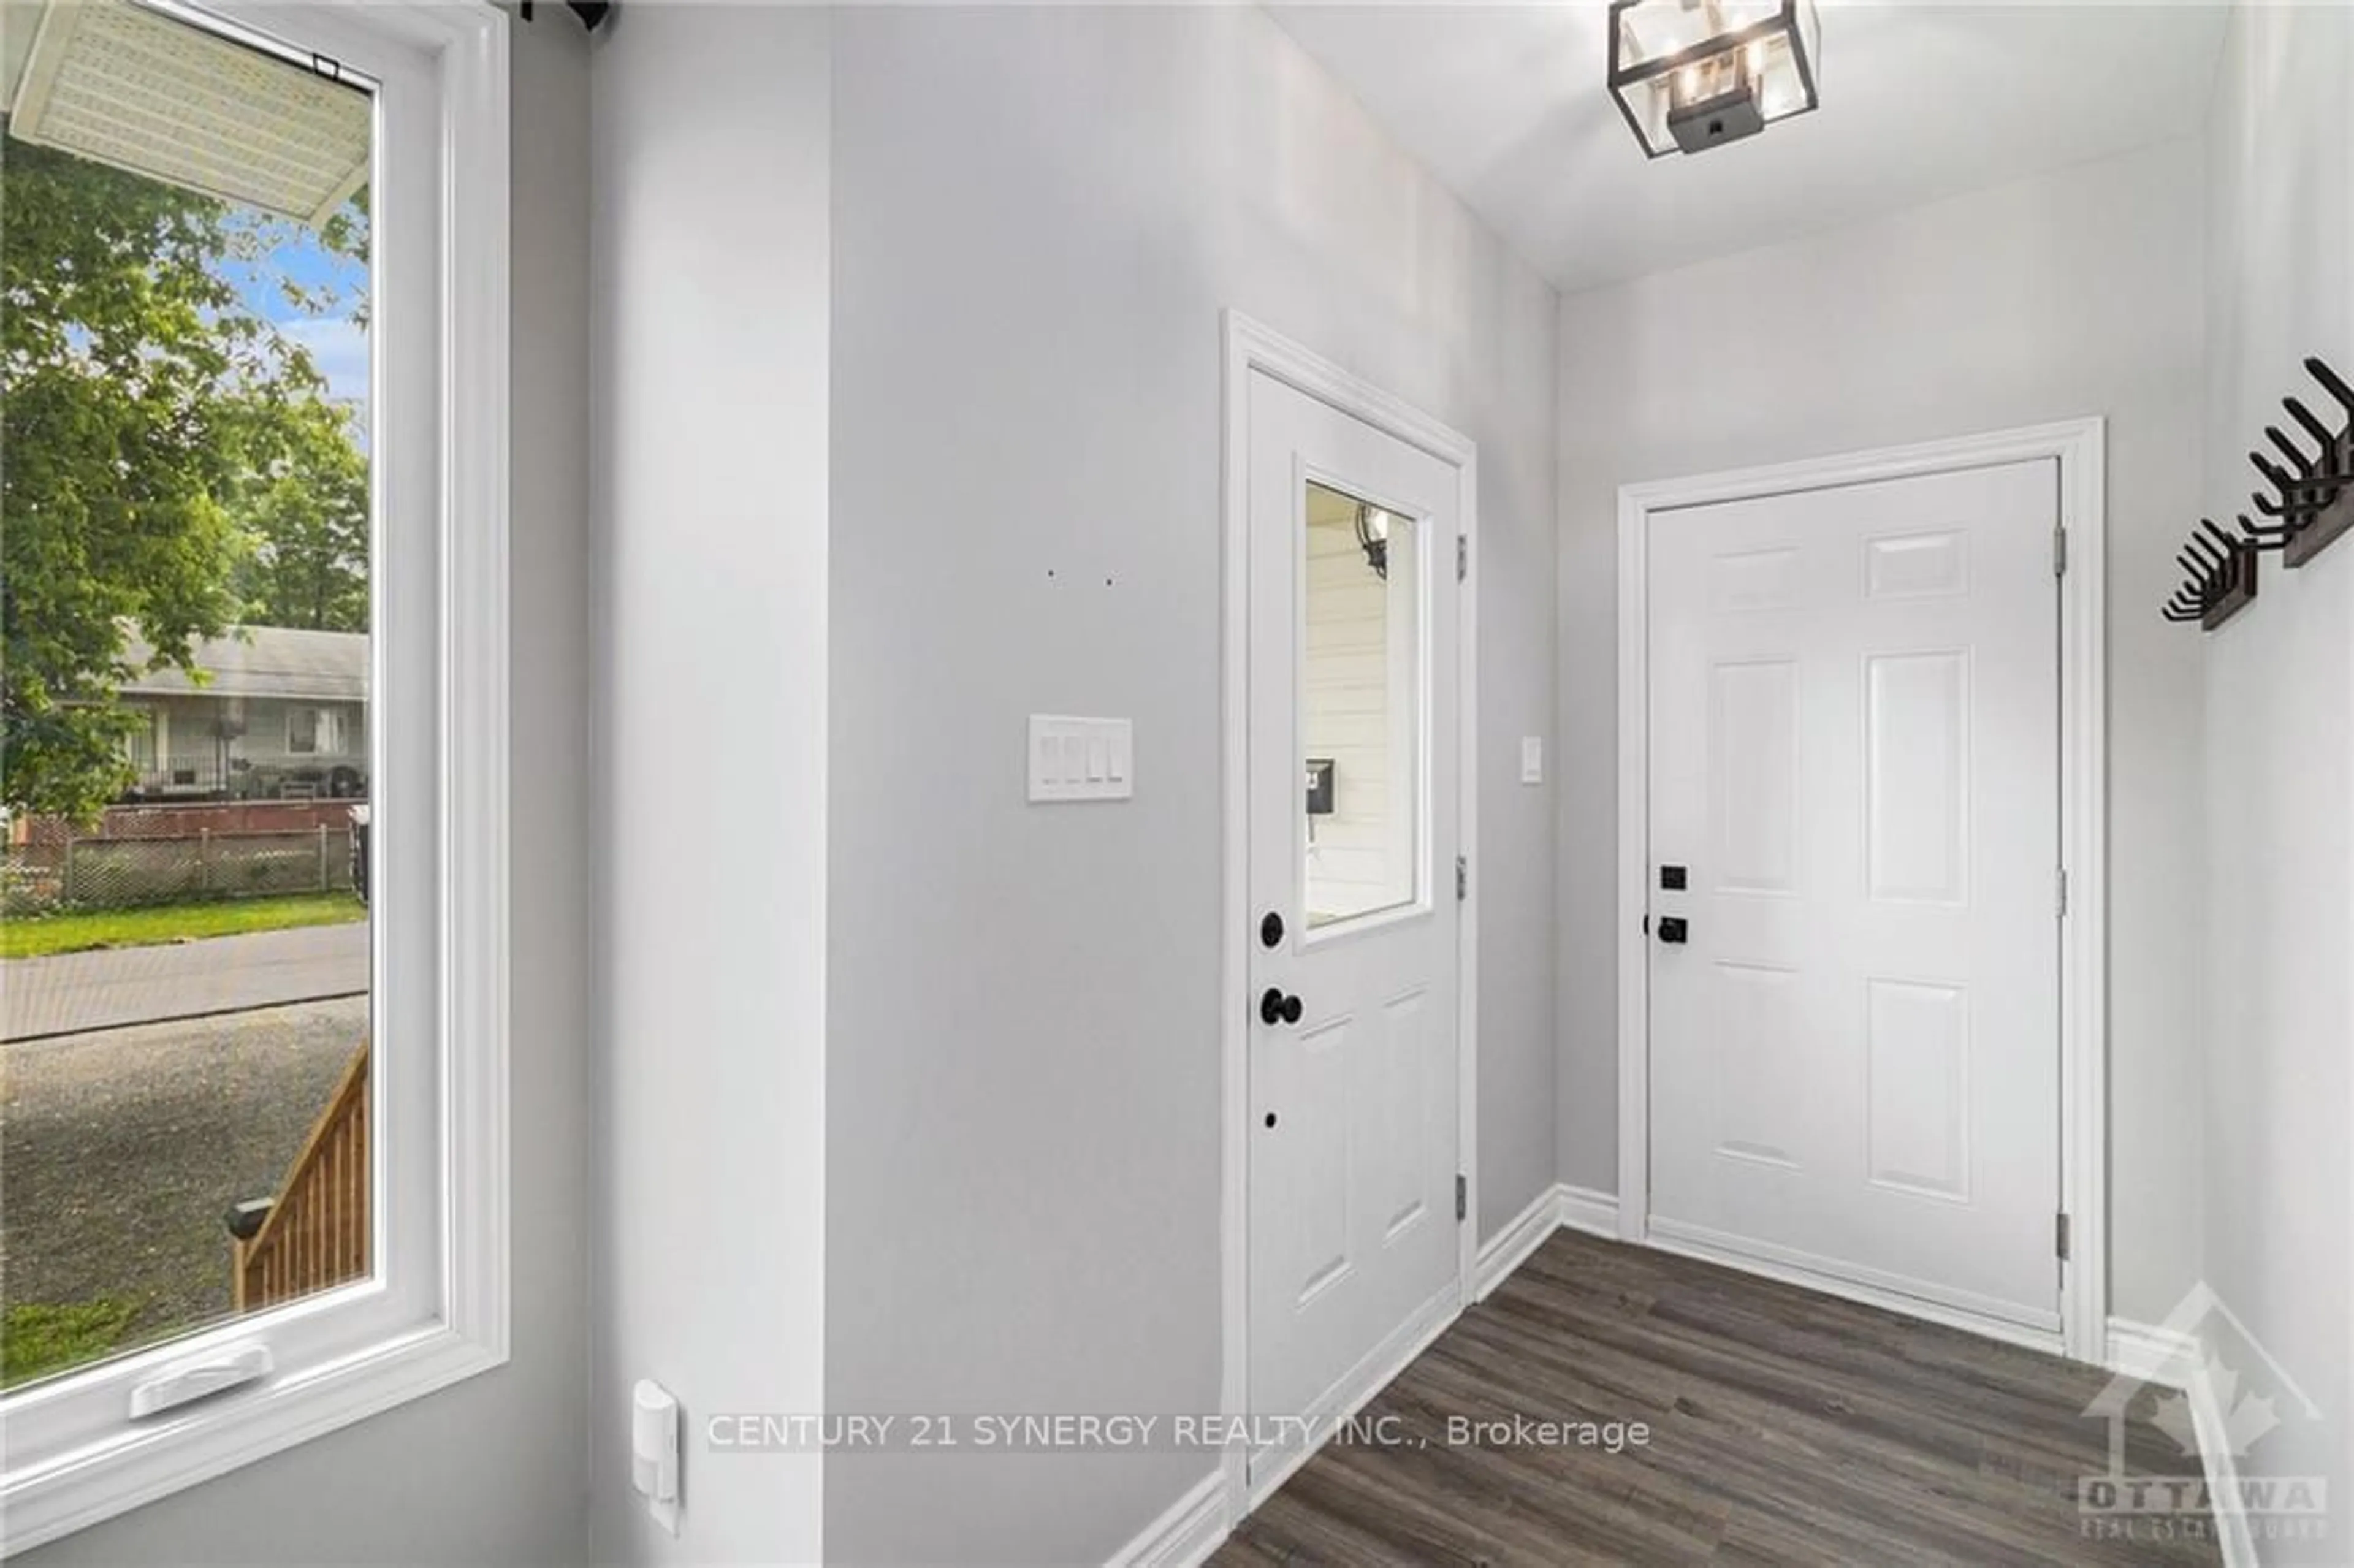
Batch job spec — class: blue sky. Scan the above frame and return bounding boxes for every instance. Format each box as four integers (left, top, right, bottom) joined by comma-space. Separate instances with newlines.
216, 216, 370, 411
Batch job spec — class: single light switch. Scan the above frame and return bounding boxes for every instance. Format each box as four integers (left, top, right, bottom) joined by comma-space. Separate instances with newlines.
1520, 736, 1544, 785
1028, 716, 1135, 802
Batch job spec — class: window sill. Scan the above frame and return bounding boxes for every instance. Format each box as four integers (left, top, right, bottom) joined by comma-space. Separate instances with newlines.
4, 1322, 505, 1553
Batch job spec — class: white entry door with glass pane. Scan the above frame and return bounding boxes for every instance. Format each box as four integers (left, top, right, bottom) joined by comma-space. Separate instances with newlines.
1644, 459, 2062, 1332
1245, 369, 1461, 1477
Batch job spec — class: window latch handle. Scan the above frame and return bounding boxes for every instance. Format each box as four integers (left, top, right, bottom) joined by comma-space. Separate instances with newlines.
129, 1342, 274, 1419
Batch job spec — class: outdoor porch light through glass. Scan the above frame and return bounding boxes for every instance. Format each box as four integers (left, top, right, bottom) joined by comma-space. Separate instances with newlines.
1607, 0, 1821, 158
1355, 503, 1392, 580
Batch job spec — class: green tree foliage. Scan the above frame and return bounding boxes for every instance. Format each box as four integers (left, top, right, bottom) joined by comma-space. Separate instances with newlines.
233, 398, 370, 632
1, 133, 368, 821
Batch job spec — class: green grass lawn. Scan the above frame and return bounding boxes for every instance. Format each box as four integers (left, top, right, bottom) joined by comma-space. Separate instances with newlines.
0, 894, 365, 960
2, 1300, 141, 1389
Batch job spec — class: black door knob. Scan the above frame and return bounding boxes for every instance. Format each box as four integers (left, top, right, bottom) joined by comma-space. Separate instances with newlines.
1259, 988, 1304, 1026
1657, 916, 1689, 945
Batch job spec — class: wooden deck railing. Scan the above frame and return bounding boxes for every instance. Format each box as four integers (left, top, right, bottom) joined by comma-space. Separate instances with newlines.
229, 1041, 371, 1312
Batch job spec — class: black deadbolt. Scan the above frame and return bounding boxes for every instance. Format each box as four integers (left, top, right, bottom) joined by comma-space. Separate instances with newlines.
1265, 1113, 1278, 1128
1260, 911, 1285, 948
1259, 988, 1304, 1026
1659, 864, 1688, 891
1657, 916, 1689, 945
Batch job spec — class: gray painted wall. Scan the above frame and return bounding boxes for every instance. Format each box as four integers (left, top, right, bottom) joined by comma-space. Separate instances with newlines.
2198, 4, 2352, 1548
823, 9, 1556, 1562
21, 15, 595, 1564
1553, 137, 2211, 1322
585, 6, 831, 1564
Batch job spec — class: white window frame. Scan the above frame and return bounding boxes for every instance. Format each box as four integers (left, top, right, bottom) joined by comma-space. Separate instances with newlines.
0, 1, 509, 1550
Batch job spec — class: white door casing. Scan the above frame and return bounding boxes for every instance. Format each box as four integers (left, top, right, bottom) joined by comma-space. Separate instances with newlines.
1220, 313, 1479, 1517
1617, 420, 2108, 1362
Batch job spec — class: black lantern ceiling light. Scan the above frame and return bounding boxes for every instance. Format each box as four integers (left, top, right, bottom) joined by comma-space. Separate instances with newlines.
1608, 0, 1821, 158
1355, 504, 1391, 580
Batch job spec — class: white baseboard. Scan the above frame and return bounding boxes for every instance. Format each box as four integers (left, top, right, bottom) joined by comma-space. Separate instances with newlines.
2102, 1317, 2255, 1568
1644, 1217, 2063, 1358
1152, 1177, 1590, 1567
1246, 1277, 1458, 1509
2103, 1315, 2197, 1390
2185, 1356, 2260, 1568
1559, 1184, 1619, 1239
1472, 1183, 1623, 1300
1167, 1182, 1622, 1562
1474, 1184, 1564, 1298
1517, 1184, 2065, 1362
1105, 1469, 1227, 1568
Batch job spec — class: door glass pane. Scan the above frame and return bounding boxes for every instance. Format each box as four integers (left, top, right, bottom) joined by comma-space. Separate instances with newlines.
1302, 480, 1422, 929
1, 3, 375, 1388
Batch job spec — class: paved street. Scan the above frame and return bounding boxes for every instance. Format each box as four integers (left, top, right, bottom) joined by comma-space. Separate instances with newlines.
0, 997, 365, 1357
1, 923, 368, 1041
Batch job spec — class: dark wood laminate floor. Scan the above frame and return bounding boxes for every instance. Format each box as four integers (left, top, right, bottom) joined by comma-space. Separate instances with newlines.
1215, 1230, 2220, 1566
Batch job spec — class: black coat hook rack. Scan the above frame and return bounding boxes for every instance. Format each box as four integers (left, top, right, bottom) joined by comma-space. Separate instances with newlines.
2165, 519, 2258, 628
2165, 354, 2354, 629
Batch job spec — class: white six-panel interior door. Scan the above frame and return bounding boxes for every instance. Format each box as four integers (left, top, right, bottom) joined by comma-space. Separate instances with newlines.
1642, 459, 2065, 1335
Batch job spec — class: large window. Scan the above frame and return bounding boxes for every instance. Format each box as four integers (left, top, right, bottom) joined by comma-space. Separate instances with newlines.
0, 1, 507, 1548
4, 0, 376, 1380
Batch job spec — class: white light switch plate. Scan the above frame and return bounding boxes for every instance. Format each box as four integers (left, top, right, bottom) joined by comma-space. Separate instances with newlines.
1520, 736, 1544, 785
1029, 715, 1133, 802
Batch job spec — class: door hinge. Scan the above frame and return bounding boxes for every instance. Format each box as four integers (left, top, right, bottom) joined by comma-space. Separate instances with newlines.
1455, 1174, 1468, 1222
2053, 526, 2069, 577
2057, 867, 2070, 918
2055, 1212, 2071, 1262
1457, 535, 1469, 582
1455, 855, 1468, 900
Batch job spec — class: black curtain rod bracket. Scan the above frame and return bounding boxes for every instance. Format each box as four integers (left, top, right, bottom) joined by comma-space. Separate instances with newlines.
519, 1, 612, 31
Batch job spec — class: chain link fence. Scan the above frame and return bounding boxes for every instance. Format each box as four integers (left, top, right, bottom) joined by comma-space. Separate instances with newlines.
2, 828, 357, 916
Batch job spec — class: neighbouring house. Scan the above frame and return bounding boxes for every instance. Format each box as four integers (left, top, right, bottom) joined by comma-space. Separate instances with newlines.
118, 626, 370, 802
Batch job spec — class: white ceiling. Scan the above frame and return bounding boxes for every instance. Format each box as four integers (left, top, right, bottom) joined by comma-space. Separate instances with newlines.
1268, 2, 2230, 295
